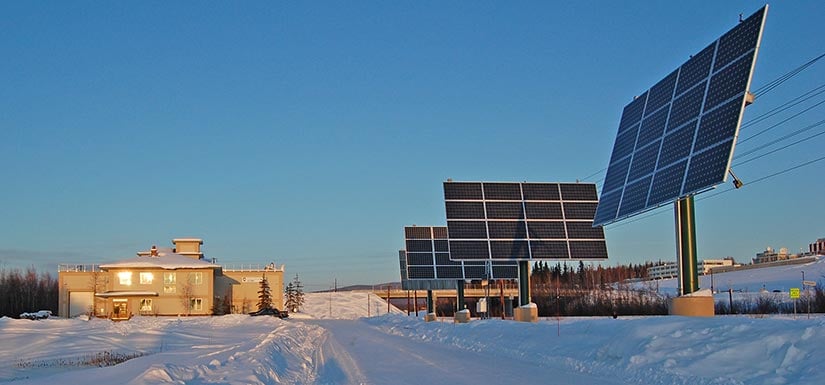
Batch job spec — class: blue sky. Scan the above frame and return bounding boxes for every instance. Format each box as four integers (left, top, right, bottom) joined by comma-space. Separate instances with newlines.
1, 1, 823, 291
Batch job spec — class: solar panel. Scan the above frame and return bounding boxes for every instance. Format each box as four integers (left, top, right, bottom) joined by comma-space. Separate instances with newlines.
594, 6, 767, 226
403, 226, 519, 280
444, 182, 608, 261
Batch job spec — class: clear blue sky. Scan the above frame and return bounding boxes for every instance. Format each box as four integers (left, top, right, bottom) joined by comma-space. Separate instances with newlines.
1, 1, 823, 291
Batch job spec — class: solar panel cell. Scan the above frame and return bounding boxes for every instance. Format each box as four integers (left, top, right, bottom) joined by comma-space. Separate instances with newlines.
522, 183, 560, 200
627, 140, 660, 182
638, 108, 669, 148
447, 221, 488, 239
566, 222, 606, 240
444, 182, 483, 200
648, 160, 688, 206
617, 176, 652, 218
530, 241, 570, 259
483, 182, 522, 200
618, 92, 648, 134
448, 240, 490, 260
406, 240, 433, 252
676, 43, 716, 95
490, 241, 530, 259
694, 98, 742, 153
559, 183, 598, 201
569, 241, 610, 259
436, 266, 463, 279
562, 202, 598, 220
683, 140, 734, 194
667, 85, 705, 132
610, 125, 641, 161
715, 9, 765, 71
602, 156, 631, 194
658, 123, 697, 167
488, 221, 527, 239
525, 202, 564, 219
526, 221, 567, 239
705, 52, 754, 110
486, 202, 525, 219
645, 70, 678, 116
445, 201, 485, 219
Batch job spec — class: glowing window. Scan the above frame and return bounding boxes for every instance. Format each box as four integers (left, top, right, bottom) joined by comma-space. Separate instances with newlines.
190, 298, 203, 311
139, 272, 153, 285
189, 272, 203, 285
164, 285, 176, 294
140, 298, 153, 312
118, 271, 132, 286
164, 272, 176, 285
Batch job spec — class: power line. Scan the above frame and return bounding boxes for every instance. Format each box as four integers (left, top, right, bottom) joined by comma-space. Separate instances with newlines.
733, 119, 825, 166
741, 83, 825, 129
736, 97, 825, 144
752, 52, 825, 98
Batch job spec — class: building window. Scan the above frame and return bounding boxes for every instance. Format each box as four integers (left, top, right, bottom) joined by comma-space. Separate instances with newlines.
118, 271, 132, 286
140, 272, 154, 285
190, 298, 203, 311
164, 272, 176, 284
140, 298, 153, 312
164, 285, 176, 294
189, 272, 203, 285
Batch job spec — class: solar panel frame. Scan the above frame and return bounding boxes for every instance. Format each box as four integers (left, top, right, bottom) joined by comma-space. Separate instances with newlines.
403, 226, 519, 281
594, 5, 767, 226
444, 181, 608, 261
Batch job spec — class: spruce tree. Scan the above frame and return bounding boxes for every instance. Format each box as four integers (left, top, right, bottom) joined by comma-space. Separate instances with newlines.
292, 274, 305, 312
284, 282, 296, 312
257, 274, 272, 311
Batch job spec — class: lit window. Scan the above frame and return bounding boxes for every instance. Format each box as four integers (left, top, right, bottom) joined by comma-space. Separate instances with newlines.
118, 271, 132, 286
190, 298, 203, 311
140, 298, 153, 312
163, 272, 176, 285
189, 272, 203, 285
140, 272, 154, 285
164, 285, 176, 294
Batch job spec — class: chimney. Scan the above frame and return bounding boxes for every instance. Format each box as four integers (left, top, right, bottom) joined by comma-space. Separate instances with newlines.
150, 245, 158, 257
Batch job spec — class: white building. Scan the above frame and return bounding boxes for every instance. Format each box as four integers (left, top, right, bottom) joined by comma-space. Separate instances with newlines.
647, 259, 735, 280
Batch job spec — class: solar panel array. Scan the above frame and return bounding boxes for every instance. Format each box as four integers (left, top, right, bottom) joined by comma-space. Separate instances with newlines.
444, 182, 608, 261
593, 6, 768, 226
404, 226, 519, 280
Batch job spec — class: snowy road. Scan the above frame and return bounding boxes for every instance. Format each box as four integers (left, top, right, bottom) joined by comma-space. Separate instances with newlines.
308, 319, 626, 385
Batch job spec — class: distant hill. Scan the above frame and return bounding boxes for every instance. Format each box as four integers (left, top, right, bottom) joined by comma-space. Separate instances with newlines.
313, 282, 401, 293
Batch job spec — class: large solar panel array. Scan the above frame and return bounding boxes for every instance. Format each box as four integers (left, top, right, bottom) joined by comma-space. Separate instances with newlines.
444, 182, 608, 260
593, 6, 768, 226
398, 249, 459, 290
404, 226, 519, 280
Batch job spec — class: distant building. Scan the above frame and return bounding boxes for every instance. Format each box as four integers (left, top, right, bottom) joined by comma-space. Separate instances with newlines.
58, 238, 284, 319
647, 259, 734, 280
810, 238, 825, 255
752, 246, 800, 264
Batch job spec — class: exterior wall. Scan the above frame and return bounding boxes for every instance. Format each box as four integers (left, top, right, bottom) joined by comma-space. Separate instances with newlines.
172, 239, 203, 259
222, 270, 284, 313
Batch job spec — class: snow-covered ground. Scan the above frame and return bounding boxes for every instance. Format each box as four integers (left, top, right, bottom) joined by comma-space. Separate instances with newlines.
2, 269, 824, 384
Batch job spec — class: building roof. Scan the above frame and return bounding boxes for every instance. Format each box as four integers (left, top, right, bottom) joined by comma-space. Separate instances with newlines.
95, 291, 159, 298
99, 250, 219, 270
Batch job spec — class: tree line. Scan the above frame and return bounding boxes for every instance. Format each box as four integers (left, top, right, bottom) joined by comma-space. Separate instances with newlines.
0, 267, 59, 318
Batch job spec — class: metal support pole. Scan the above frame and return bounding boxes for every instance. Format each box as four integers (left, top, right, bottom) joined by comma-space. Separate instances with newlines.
426, 290, 434, 314
456, 281, 465, 312
675, 196, 699, 296
414, 290, 419, 317
518, 260, 531, 306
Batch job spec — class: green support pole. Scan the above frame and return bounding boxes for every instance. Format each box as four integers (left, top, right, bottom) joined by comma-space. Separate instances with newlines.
518, 260, 531, 306
456, 281, 465, 311
675, 196, 699, 295
426, 290, 434, 314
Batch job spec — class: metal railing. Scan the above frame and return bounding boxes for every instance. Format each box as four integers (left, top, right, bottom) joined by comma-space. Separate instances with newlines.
221, 263, 284, 272
58, 264, 101, 272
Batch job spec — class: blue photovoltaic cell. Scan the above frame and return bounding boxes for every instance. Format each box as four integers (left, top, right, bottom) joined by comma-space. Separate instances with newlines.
610, 125, 641, 162
637, 108, 668, 148
445, 181, 606, 260
694, 98, 742, 152
648, 160, 688, 207
627, 141, 661, 181
676, 43, 715, 95
618, 92, 648, 134
683, 140, 735, 194
645, 70, 678, 116
594, 5, 766, 226
617, 176, 652, 218
658, 123, 697, 167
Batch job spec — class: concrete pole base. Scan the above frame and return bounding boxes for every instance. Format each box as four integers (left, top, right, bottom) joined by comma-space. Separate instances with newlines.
669, 296, 715, 317
513, 303, 538, 322
424, 313, 438, 322
453, 309, 471, 323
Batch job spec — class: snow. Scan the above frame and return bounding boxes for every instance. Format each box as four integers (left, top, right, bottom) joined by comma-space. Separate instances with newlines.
99, 251, 220, 270
2, 279, 825, 384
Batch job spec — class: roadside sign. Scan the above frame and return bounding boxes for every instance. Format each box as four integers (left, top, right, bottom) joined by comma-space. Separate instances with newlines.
803, 280, 816, 287
790, 288, 800, 299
